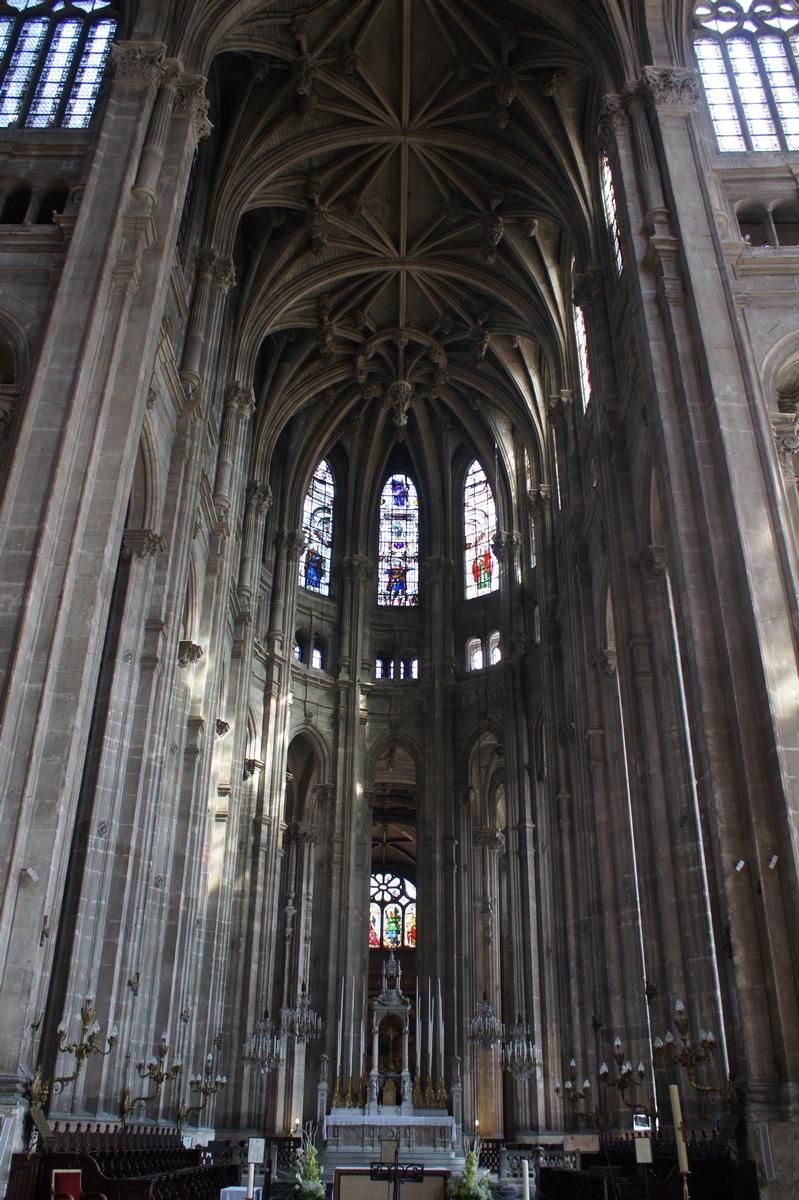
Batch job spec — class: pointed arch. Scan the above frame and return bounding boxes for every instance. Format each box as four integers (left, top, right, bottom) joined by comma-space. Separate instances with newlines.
464, 459, 499, 599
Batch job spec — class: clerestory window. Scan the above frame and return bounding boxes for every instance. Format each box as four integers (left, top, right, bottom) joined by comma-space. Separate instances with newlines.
0, 2, 117, 131
694, 0, 799, 151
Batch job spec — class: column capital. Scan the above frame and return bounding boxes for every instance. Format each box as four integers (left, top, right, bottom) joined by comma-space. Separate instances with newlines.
197, 247, 236, 293
174, 73, 213, 140
110, 41, 166, 87
121, 528, 167, 559
640, 66, 700, 113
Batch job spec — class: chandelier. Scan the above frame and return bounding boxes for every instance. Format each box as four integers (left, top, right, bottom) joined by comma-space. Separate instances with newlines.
467, 995, 504, 1049
242, 1011, 282, 1074
281, 985, 322, 1044
501, 1014, 541, 1077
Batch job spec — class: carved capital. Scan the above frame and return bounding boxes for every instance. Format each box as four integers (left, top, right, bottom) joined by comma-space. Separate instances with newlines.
225, 381, 255, 420
121, 528, 167, 559
174, 74, 212, 140
178, 640, 203, 668
110, 42, 166, 86
772, 412, 799, 473
597, 93, 628, 150
197, 248, 236, 293
247, 480, 272, 514
595, 647, 617, 676
641, 66, 700, 112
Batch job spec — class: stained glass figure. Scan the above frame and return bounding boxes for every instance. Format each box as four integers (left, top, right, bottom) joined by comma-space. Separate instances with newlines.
299, 459, 334, 596
369, 873, 417, 949
369, 904, 381, 948
464, 460, 499, 599
378, 474, 419, 606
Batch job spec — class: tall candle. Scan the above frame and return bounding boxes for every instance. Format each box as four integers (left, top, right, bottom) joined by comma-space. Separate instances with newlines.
337, 976, 344, 1075
669, 1084, 689, 1175
349, 977, 355, 1079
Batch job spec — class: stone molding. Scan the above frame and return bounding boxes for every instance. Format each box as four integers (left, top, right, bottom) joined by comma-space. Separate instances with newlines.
110, 42, 166, 86
121, 528, 167, 559
177, 640, 203, 667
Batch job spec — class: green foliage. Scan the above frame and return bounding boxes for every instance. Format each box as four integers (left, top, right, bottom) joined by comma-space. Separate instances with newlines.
446, 1149, 493, 1200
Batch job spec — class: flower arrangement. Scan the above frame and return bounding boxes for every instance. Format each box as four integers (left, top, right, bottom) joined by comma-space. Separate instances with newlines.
271, 1125, 326, 1200
447, 1144, 493, 1200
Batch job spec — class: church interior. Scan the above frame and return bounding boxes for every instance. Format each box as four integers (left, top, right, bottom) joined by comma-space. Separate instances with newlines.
0, 1, 798, 1197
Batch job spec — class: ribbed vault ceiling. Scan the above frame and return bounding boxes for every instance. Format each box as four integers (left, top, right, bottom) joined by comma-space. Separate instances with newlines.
198, 0, 615, 472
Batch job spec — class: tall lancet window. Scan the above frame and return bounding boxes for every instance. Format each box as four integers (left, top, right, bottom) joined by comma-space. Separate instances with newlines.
0, 1, 117, 131
694, 0, 799, 151
464, 459, 499, 599
378, 474, 419, 606
299, 459, 334, 596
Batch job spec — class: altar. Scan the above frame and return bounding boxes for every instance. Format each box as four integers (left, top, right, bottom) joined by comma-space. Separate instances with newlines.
318, 956, 463, 1174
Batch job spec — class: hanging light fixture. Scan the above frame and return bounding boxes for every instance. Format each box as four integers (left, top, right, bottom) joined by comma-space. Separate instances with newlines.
467, 994, 504, 1049
281, 984, 322, 1044
501, 1014, 540, 1077
242, 1010, 282, 1074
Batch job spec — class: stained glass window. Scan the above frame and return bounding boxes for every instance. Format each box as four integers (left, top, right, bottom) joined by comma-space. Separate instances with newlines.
299, 459, 334, 596
378, 474, 419, 607
0, 2, 116, 130
369, 873, 416, 949
600, 154, 623, 274
573, 304, 592, 409
694, 1, 799, 151
464, 460, 498, 599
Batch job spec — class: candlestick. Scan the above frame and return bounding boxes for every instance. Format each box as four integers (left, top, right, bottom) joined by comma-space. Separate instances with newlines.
349, 977, 355, 1081
337, 977, 344, 1077
669, 1084, 690, 1177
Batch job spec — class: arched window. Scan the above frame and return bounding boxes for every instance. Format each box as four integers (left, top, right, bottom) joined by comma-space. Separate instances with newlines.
694, 1, 799, 151
487, 630, 501, 665
378, 473, 419, 606
0, 2, 117, 131
466, 636, 483, 671
464, 459, 498, 599
299, 459, 334, 596
369, 873, 416, 949
600, 154, 623, 274
573, 303, 592, 408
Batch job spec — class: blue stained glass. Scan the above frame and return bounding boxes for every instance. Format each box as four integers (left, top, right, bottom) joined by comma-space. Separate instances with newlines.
464, 460, 499, 599
299, 459, 334, 596
0, 18, 47, 127
378, 474, 419, 606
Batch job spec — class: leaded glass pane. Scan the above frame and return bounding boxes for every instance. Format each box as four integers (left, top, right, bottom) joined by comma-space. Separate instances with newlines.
62, 17, 114, 128
464, 460, 498, 599
25, 18, 81, 128
378, 474, 419, 607
299, 459, 334, 596
573, 304, 592, 408
0, 18, 47, 128
600, 154, 623, 273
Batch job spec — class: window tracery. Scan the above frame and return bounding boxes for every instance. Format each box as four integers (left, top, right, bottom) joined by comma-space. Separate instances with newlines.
464, 460, 498, 599
0, 1, 116, 130
299, 459, 334, 596
378, 473, 419, 606
369, 873, 416, 949
694, 0, 799, 151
